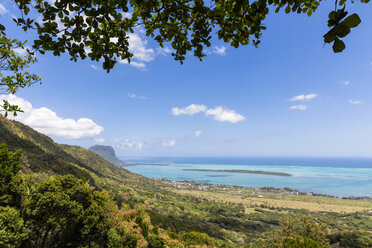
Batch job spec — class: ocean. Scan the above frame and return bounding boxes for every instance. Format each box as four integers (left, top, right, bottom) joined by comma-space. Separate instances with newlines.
119, 157, 372, 197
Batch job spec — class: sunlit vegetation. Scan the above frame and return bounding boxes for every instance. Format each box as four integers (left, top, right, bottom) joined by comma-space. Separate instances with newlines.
1, 115, 371, 247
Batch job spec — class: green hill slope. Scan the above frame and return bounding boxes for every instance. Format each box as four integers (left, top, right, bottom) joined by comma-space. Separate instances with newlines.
0, 115, 129, 184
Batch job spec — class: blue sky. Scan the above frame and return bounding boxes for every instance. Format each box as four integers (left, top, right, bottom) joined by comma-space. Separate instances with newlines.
1, 1, 372, 157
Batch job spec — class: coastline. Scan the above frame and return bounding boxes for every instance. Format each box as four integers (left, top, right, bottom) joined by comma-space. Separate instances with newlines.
156, 178, 372, 201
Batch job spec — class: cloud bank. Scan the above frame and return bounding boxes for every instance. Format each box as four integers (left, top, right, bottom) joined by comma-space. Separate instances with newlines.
1, 95, 103, 139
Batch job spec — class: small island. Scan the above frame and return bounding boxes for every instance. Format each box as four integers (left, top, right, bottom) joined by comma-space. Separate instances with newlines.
183, 169, 292, 177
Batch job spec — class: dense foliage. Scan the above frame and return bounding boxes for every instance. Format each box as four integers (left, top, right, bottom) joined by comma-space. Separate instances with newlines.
0, 143, 23, 208
0, 144, 168, 248
261, 215, 330, 247
23, 175, 115, 247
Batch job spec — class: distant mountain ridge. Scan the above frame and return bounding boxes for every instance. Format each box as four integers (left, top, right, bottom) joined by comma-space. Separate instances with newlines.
89, 145, 126, 167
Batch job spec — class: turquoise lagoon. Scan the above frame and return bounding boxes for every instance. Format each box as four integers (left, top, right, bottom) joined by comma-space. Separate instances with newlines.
120, 157, 372, 197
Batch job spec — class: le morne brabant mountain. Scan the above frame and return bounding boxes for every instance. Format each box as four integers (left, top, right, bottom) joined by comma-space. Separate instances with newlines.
90, 144, 127, 167
0, 114, 371, 247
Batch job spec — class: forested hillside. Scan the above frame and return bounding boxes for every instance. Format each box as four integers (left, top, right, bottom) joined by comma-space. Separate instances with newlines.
0, 115, 94, 180
1, 114, 372, 247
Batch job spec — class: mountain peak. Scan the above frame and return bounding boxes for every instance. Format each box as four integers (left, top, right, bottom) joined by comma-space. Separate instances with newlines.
90, 145, 116, 157
89, 145, 126, 167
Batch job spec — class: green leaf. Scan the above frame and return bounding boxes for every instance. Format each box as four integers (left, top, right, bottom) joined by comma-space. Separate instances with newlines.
332, 37, 345, 53
339, 0, 346, 5
323, 29, 336, 43
335, 24, 350, 38
328, 11, 336, 21
285, 5, 291, 14
341, 13, 361, 28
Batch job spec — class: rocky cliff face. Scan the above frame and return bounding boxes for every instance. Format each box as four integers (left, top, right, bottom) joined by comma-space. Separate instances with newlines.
90, 145, 116, 157
89, 145, 126, 167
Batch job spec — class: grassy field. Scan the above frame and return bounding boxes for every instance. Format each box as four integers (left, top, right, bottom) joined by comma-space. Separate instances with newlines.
171, 189, 372, 213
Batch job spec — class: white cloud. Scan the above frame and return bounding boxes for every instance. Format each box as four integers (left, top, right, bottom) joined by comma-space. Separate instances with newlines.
194, 130, 202, 137
290, 93, 317, 102
0, 3, 9, 15
162, 139, 176, 147
128, 93, 136, 98
289, 105, 307, 110
115, 139, 146, 151
348, 99, 362, 104
0, 94, 103, 139
130, 61, 146, 68
156, 46, 172, 56
172, 104, 245, 123
172, 104, 207, 116
128, 92, 146, 99
119, 59, 146, 69
118, 32, 155, 69
115, 137, 176, 151
127, 32, 155, 62
205, 106, 246, 123
344, 81, 351, 85
13, 46, 31, 57
94, 137, 106, 143
91, 65, 98, 70
206, 45, 227, 56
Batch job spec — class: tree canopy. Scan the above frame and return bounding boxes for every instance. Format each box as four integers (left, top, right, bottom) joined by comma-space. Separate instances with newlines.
0, 143, 24, 208
10, 0, 369, 72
